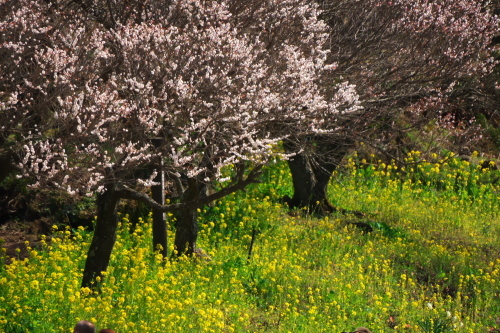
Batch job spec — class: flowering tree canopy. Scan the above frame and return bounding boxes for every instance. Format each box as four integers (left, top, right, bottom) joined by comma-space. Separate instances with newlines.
322, 0, 498, 146
1, 0, 360, 286
1, 0, 359, 198
326, 0, 497, 96
282, 0, 498, 214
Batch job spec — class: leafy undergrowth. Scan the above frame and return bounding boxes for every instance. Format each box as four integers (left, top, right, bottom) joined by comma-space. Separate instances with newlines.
1, 154, 500, 332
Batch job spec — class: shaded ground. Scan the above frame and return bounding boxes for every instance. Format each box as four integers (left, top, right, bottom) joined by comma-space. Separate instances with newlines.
0, 219, 50, 263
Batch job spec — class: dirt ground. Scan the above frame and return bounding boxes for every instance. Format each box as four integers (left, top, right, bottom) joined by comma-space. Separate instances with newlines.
0, 219, 51, 263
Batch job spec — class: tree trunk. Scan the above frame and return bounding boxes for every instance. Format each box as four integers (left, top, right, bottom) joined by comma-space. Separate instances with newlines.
151, 169, 167, 258
173, 204, 198, 256
283, 137, 351, 216
285, 151, 338, 215
172, 178, 201, 256
150, 138, 167, 258
0, 150, 17, 184
81, 185, 121, 289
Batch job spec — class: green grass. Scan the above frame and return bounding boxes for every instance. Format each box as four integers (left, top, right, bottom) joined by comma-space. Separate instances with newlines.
1, 154, 500, 332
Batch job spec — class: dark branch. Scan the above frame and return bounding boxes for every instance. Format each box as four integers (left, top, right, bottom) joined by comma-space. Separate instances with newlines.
117, 164, 263, 212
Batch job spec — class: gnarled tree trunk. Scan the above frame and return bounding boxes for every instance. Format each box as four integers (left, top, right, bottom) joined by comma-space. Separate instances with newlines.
283, 137, 352, 216
81, 185, 121, 289
172, 178, 202, 256
173, 204, 198, 256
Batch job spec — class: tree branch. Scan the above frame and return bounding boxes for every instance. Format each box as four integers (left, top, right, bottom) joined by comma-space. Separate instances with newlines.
117, 164, 263, 212
196, 164, 263, 207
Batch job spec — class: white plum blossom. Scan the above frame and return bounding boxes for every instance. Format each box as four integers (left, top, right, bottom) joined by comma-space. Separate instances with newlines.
2, 0, 360, 196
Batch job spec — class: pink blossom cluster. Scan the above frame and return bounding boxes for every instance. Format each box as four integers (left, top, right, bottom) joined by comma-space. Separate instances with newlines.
391, 0, 497, 75
325, 0, 497, 103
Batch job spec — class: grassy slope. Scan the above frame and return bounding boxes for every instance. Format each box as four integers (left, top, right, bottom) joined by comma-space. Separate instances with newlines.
0, 154, 499, 333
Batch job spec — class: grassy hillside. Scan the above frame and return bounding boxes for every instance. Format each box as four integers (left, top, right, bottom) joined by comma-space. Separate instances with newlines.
1, 153, 499, 332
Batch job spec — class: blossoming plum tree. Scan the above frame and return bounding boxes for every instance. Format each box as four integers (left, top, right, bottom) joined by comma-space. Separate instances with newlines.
283, 0, 498, 215
0, 0, 359, 287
